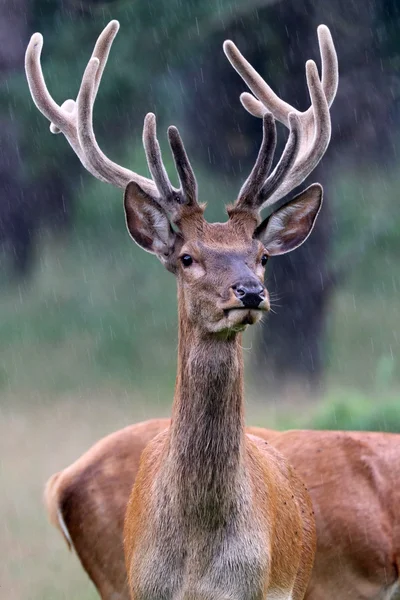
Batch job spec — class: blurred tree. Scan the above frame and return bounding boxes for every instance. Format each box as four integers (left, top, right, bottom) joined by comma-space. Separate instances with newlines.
257, 0, 399, 393
0, 0, 33, 274
0, 0, 74, 276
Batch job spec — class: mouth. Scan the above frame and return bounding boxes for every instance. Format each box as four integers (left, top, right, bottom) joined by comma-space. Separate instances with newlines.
224, 307, 264, 325
219, 303, 269, 331
209, 299, 270, 334
222, 298, 270, 317
223, 306, 264, 317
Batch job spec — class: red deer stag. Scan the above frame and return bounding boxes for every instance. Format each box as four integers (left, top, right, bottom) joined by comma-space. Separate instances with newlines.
26, 20, 338, 600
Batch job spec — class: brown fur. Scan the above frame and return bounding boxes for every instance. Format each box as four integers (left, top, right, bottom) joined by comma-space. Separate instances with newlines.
46, 426, 400, 600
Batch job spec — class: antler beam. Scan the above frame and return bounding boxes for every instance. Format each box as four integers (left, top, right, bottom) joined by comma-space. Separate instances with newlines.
224, 25, 338, 212
25, 21, 198, 221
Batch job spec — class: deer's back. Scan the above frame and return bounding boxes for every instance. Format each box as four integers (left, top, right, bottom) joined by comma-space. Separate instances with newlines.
271, 430, 400, 599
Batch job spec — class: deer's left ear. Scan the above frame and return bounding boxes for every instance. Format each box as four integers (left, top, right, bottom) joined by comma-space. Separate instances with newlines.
255, 183, 323, 256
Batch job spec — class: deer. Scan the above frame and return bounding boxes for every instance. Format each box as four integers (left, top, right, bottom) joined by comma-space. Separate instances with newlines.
26, 19, 339, 600
44, 422, 400, 600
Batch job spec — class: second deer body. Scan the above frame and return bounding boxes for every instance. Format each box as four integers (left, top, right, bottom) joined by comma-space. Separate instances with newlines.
46, 422, 400, 600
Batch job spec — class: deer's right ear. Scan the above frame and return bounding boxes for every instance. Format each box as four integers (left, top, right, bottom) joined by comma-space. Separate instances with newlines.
124, 181, 178, 262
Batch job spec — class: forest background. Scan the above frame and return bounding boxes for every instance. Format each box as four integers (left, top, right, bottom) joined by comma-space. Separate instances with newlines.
1, 1, 400, 597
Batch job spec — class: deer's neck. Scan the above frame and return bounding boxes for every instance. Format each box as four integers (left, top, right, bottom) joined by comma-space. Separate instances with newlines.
167, 298, 246, 525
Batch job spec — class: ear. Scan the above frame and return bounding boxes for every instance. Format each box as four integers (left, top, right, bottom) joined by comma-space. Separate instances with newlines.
255, 183, 323, 256
124, 181, 178, 263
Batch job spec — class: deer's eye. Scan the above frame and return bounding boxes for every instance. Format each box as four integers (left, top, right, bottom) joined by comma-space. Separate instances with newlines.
261, 254, 268, 267
181, 254, 193, 267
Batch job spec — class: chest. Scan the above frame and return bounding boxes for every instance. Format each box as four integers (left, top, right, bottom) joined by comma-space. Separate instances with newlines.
130, 514, 269, 600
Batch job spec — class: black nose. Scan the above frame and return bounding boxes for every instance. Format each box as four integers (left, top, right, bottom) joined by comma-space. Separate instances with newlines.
232, 281, 265, 308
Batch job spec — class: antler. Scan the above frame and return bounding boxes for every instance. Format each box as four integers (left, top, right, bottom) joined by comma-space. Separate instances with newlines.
224, 25, 338, 213
25, 21, 198, 222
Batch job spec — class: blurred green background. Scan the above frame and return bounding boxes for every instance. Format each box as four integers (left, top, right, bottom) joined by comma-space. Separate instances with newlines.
1, 0, 400, 598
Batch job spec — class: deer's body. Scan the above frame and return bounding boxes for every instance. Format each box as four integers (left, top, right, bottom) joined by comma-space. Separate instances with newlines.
26, 19, 339, 600
47, 424, 400, 600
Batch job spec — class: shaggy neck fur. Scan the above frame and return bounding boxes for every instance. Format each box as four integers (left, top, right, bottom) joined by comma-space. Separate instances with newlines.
168, 290, 246, 528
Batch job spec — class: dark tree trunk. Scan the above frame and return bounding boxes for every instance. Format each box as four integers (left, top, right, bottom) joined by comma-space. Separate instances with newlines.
0, 0, 71, 278
253, 3, 330, 394
258, 166, 332, 395
0, 0, 32, 275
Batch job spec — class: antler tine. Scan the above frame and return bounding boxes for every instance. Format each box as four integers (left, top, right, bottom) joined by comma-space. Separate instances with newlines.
317, 24, 338, 107
224, 25, 337, 210
234, 25, 338, 123
235, 112, 277, 210
258, 62, 329, 207
25, 33, 69, 132
49, 20, 120, 136
239, 92, 266, 119
259, 112, 302, 206
76, 57, 155, 192
233, 111, 302, 214
25, 33, 89, 168
25, 23, 137, 186
142, 115, 200, 214
142, 113, 174, 200
50, 99, 76, 135
168, 126, 198, 207
90, 20, 120, 103
223, 40, 293, 126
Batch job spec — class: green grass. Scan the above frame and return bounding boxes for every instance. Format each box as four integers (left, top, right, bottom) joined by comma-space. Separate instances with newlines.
0, 241, 176, 397
326, 288, 400, 390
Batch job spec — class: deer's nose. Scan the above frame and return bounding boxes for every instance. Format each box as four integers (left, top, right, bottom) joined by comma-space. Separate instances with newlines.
232, 281, 265, 308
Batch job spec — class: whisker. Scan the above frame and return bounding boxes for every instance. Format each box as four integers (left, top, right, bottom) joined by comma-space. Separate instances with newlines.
268, 293, 283, 301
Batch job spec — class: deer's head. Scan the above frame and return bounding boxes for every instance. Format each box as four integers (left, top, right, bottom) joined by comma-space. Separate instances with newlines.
25, 21, 337, 336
